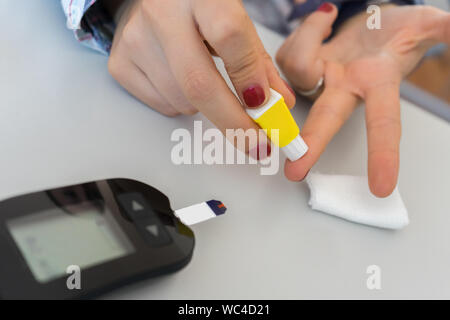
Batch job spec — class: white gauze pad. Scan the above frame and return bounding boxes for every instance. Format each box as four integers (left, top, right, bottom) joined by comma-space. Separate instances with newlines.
305, 173, 409, 230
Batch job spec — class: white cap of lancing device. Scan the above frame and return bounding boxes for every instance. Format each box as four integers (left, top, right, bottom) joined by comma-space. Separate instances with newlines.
281, 135, 309, 162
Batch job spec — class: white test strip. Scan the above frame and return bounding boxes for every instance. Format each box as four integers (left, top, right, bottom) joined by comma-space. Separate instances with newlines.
174, 200, 226, 226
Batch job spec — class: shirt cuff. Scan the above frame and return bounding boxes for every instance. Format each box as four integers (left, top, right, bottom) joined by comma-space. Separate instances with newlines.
61, 0, 115, 55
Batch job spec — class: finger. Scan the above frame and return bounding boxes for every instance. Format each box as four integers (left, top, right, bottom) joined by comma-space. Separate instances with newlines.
438, 13, 450, 43
365, 82, 401, 198
194, 0, 271, 108
252, 27, 296, 108
262, 47, 297, 109
276, 2, 338, 92
108, 55, 180, 117
284, 87, 358, 181
418, 6, 450, 44
124, 23, 198, 115
148, 9, 263, 154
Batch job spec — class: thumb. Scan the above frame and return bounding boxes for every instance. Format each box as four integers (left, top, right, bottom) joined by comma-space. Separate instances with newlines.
277, 2, 338, 91
217, 27, 272, 109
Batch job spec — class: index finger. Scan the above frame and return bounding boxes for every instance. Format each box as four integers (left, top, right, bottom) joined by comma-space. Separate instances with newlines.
194, 0, 295, 108
284, 86, 358, 181
149, 10, 263, 154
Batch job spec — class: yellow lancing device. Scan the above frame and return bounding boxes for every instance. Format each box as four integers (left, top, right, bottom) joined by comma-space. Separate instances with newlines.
246, 89, 308, 161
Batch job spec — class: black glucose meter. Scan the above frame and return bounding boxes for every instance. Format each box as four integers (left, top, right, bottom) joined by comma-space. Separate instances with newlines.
0, 179, 195, 299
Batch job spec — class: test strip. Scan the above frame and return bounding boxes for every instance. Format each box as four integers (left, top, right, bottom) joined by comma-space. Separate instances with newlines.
174, 200, 226, 226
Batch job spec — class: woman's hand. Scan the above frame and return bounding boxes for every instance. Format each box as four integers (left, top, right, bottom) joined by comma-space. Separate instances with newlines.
277, 3, 450, 197
107, 0, 295, 155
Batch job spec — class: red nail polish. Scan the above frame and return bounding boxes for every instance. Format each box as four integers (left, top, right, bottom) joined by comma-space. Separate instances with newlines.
283, 79, 296, 97
317, 2, 333, 13
249, 143, 271, 160
243, 85, 266, 108
257, 143, 272, 161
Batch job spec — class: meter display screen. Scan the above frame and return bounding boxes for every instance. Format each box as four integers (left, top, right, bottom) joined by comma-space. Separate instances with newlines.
7, 199, 134, 283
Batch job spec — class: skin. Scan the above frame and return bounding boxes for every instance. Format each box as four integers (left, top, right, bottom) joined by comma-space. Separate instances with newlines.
106, 0, 295, 156
277, 4, 450, 197
106, 0, 450, 197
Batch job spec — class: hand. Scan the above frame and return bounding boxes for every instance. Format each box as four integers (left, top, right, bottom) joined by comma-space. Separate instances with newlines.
107, 0, 295, 155
276, 3, 450, 197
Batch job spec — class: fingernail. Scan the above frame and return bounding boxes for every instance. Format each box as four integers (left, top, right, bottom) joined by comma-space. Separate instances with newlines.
262, 144, 272, 160
282, 79, 296, 97
249, 143, 272, 160
243, 85, 266, 108
317, 2, 333, 13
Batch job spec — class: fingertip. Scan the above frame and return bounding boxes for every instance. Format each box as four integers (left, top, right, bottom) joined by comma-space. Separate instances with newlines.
284, 158, 311, 182
316, 2, 338, 15
369, 178, 396, 198
368, 152, 399, 198
307, 2, 339, 28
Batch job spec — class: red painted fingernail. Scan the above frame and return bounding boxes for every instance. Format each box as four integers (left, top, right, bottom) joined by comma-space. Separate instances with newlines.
283, 79, 296, 97
259, 143, 272, 160
243, 85, 266, 108
317, 2, 333, 13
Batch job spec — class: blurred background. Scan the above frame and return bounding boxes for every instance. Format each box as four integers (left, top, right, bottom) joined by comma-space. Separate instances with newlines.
405, 0, 450, 115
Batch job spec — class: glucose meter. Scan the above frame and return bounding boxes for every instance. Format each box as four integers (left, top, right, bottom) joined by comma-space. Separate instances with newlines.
0, 179, 198, 299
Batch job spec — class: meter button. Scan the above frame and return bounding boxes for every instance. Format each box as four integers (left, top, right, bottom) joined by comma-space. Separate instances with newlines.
131, 200, 144, 211
138, 221, 171, 246
146, 224, 159, 237
117, 192, 155, 221
118, 192, 171, 246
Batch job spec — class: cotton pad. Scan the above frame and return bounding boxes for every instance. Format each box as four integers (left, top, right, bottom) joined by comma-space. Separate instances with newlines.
305, 173, 409, 230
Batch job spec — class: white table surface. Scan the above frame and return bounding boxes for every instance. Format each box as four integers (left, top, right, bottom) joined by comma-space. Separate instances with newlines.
1, 1, 450, 299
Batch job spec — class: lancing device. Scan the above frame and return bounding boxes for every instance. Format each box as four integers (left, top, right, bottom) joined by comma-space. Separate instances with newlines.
246, 89, 308, 161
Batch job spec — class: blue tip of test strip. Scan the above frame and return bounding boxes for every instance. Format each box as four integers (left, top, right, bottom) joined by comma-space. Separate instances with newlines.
206, 200, 227, 216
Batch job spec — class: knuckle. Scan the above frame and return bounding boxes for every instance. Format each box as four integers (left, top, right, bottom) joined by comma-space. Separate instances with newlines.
183, 70, 216, 102
277, 53, 312, 81
143, 96, 181, 118
171, 96, 199, 116
210, 11, 248, 45
275, 50, 286, 68
226, 49, 259, 81
107, 55, 122, 79
288, 59, 311, 77
180, 107, 199, 116
367, 116, 401, 132
368, 148, 398, 157
121, 22, 141, 50
312, 103, 346, 127
159, 108, 180, 118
